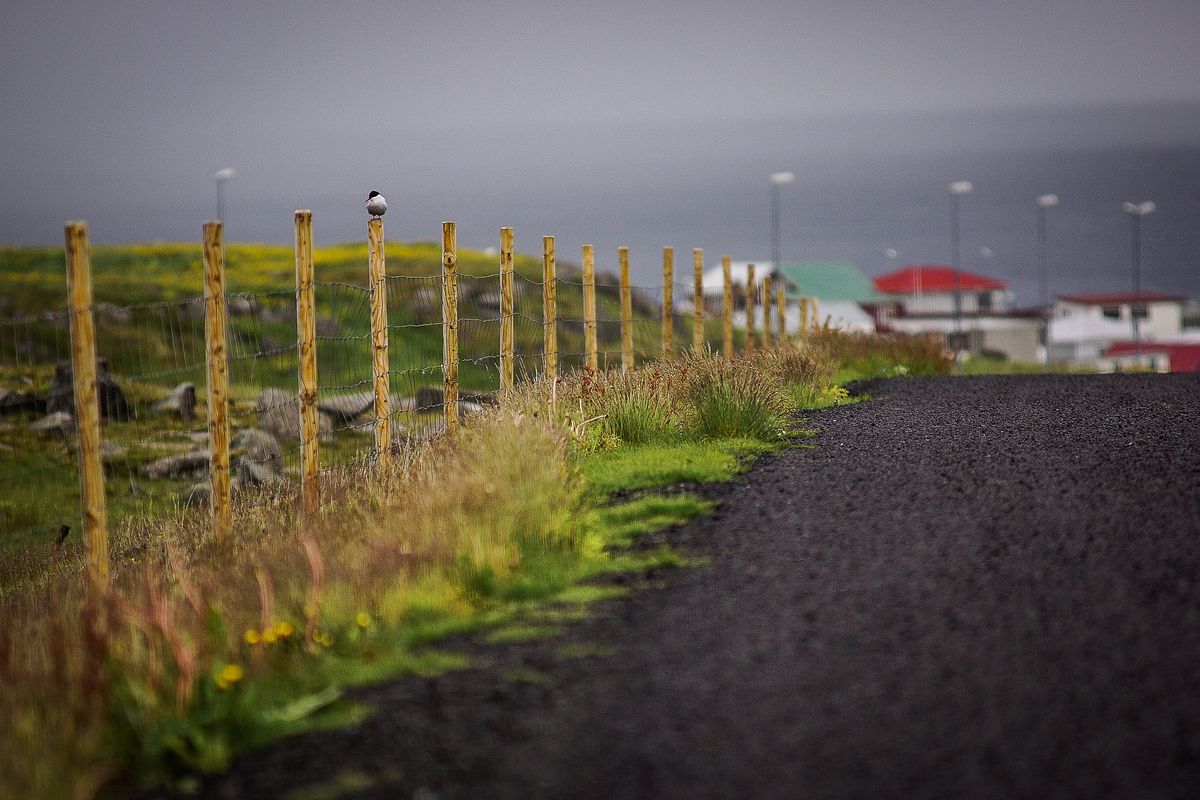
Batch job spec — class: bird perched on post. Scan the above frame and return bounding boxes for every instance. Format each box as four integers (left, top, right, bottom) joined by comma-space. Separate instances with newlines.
366, 191, 387, 218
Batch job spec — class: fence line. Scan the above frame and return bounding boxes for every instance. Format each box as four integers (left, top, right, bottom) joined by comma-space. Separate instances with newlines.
64, 221, 108, 586
1, 213, 828, 578
367, 216, 391, 467
295, 210, 320, 517
202, 221, 232, 543
442, 221, 459, 432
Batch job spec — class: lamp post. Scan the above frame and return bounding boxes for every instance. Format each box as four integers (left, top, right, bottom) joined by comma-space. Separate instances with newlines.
1036, 194, 1059, 370
1122, 200, 1156, 358
949, 180, 973, 361
215, 168, 236, 226
770, 171, 795, 278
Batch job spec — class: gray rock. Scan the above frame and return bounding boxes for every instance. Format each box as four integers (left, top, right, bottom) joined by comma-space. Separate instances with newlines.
256, 388, 298, 439
256, 389, 335, 442
95, 302, 132, 324
31, 411, 74, 435
235, 458, 280, 488
318, 392, 374, 424
0, 386, 44, 416
232, 427, 283, 471
458, 400, 485, 418
47, 358, 131, 420
141, 449, 212, 479
227, 295, 255, 316
101, 441, 127, 461
154, 382, 197, 423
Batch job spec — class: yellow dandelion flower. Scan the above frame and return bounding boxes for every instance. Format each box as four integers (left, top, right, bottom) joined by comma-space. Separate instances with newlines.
274, 620, 294, 638
261, 628, 278, 645
319, 631, 334, 647
215, 663, 244, 690
355, 612, 372, 629
243, 629, 261, 646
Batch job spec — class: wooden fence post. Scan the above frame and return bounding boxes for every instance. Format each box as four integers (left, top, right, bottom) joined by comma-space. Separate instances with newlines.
202, 221, 232, 542
294, 210, 319, 516
800, 296, 810, 339
64, 221, 108, 586
746, 263, 757, 350
367, 217, 391, 466
692, 248, 704, 351
442, 222, 459, 432
721, 255, 733, 356
500, 227, 514, 397
776, 283, 787, 343
542, 235, 557, 385
582, 244, 597, 373
811, 297, 821, 334
619, 246, 633, 372
761, 275, 772, 347
661, 247, 674, 358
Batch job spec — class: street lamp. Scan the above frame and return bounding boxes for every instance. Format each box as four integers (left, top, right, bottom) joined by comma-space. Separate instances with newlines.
1122, 200, 1156, 358
215, 167, 236, 226
1036, 193, 1059, 370
770, 171, 795, 277
949, 180, 973, 360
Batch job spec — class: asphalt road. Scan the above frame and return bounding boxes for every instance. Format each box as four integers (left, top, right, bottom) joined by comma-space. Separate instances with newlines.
190, 374, 1200, 800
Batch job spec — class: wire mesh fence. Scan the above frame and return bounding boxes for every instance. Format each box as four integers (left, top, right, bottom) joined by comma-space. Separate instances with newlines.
0, 220, 811, 577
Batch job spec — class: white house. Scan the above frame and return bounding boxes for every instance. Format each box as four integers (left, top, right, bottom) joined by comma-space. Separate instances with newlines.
1049, 292, 1187, 363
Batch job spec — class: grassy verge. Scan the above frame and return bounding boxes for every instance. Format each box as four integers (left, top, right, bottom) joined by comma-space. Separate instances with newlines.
0, 333, 946, 798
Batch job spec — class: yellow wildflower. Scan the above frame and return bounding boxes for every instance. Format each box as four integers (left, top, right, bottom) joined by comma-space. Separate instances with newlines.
261, 628, 278, 645
215, 663, 244, 690
243, 629, 260, 646
274, 620, 294, 639
355, 612, 372, 629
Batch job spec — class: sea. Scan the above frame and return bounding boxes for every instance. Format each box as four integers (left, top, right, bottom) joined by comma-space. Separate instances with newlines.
3, 109, 1198, 309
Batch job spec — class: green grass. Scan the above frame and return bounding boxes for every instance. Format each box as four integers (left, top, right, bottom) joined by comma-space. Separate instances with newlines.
5, 246, 954, 797
0, 240, 739, 554
485, 624, 564, 644
577, 438, 774, 498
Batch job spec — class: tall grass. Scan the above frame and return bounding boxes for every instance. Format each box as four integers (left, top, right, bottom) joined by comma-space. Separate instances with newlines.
507, 346, 831, 450
0, 412, 585, 797
1, 334, 936, 798
810, 328, 953, 380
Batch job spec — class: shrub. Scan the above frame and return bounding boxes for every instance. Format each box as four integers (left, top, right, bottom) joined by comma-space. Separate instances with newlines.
811, 329, 953, 378
679, 353, 790, 440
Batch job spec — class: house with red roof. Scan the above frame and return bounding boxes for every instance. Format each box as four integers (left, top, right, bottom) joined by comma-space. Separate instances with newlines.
871, 265, 1042, 361
1099, 342, 1200, 373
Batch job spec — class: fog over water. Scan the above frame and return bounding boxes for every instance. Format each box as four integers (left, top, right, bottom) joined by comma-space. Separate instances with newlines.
3, 1, 1199, 306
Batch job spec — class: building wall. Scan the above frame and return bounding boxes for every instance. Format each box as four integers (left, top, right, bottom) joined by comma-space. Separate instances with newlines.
981, 327, 1040, 362
1055, 300, 1182, 340
895, 289, 1011, 315
890, 315, 1041, 361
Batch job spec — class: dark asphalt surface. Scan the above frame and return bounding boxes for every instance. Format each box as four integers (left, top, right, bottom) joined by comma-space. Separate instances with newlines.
191, 374, 1200, 800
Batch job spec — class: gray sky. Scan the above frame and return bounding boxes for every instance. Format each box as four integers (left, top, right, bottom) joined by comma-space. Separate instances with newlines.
2, 0, 1200, 296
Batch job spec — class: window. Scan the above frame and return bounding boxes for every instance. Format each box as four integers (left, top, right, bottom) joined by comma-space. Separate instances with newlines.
977, 292, 992, 312
1101, 306, 1120, 320
1131, 305, 1148, 319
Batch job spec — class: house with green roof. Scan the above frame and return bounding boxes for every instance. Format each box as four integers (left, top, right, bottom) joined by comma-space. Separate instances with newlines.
777, 261, 880, 332
700, 260, 880, 333
776, 262, 886, 304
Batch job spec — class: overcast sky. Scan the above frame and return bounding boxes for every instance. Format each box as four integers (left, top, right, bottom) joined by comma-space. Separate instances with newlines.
2, 0, 1199, 264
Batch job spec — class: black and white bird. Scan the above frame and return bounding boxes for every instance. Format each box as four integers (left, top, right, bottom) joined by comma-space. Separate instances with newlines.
366, 190, 387, 218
